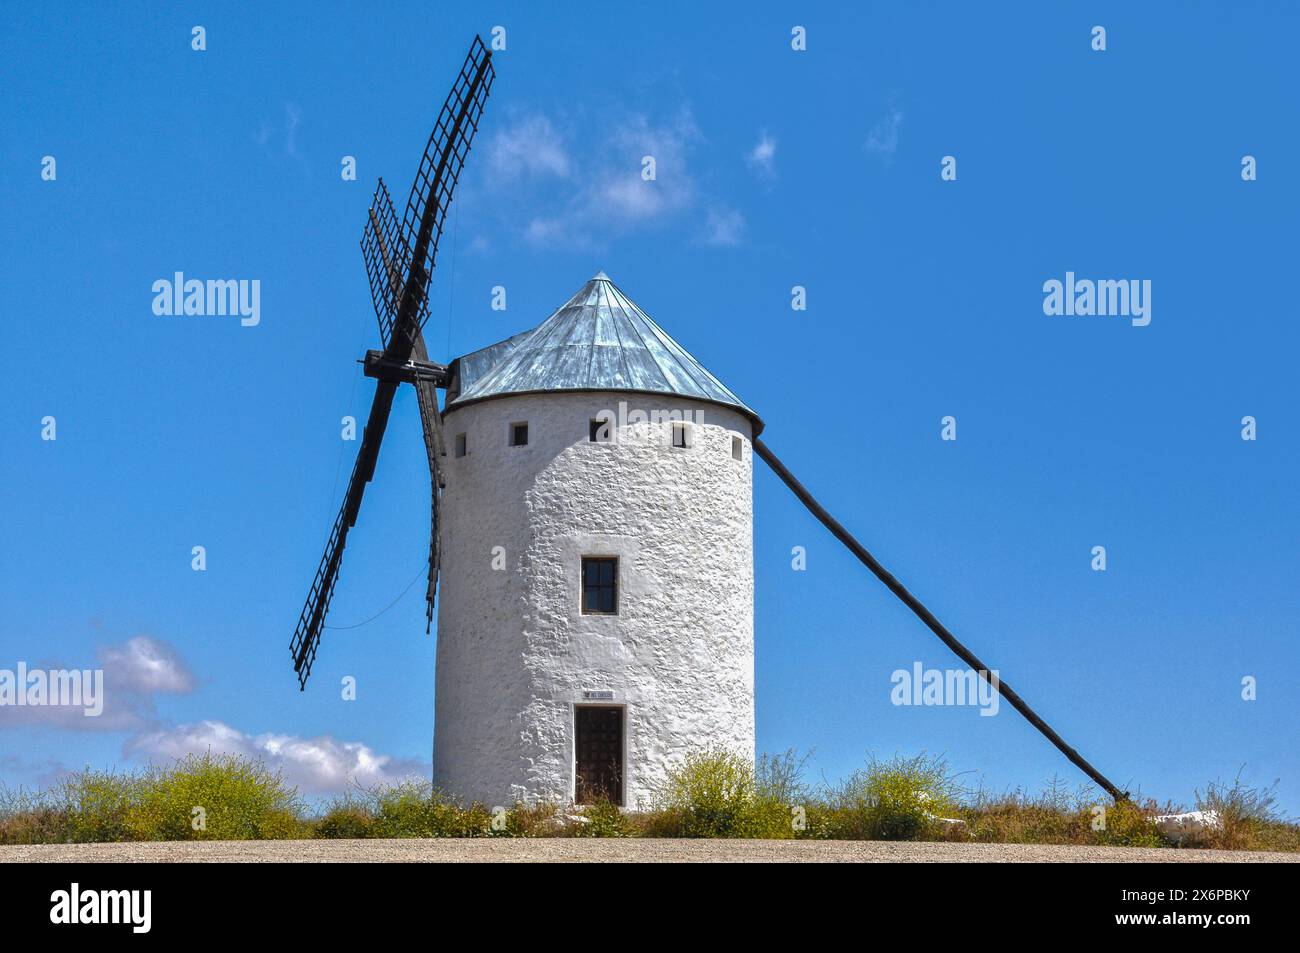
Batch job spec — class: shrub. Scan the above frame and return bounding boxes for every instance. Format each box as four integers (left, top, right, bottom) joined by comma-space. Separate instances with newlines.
314, 799, 376, 839
650, 747, 794, 838
1093, 798, 1163, 848
820, 753, 960, 841
504, 801, 562, 837
1191, 772, 1295, 851
368, 780, 496, 838
127, 753, 305, 841
572, 799, 635, 837
0, 786, 69, 845
58, 770, 143, 843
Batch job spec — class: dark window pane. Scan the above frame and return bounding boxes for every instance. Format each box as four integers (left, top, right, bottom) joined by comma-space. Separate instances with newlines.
581, 557, 618, 615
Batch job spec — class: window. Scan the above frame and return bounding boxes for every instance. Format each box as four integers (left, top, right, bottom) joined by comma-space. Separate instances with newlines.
510, 422, 529, 447
581, 557, 618, 614
732, 435, 743, 460
671, 422, 690, 449
454, 433, 467, 458
589, 418, 612, 443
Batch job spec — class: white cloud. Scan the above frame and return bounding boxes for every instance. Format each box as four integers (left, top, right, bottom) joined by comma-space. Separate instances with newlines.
256, 102, 305, 162
746, 131, 777, 179
864, 102, 904, 159
485, 107, 703, 250
2, 637, 423, 796
283, 102, 302, 158
701, 207, 745, 246
486, 114, 570, 181
127, 720, 427, 794
101, 636, 196, 695
0, 635, 195, 732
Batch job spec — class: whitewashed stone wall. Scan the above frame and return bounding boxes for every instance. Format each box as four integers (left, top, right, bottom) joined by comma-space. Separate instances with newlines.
433, 390, 755, 808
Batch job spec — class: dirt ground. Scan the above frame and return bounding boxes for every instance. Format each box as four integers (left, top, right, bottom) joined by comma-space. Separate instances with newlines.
2, 839, 1295, 863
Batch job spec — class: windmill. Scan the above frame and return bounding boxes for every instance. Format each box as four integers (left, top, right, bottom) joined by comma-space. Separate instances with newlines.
288, 35, 1128, 805
288, 36, 494, 689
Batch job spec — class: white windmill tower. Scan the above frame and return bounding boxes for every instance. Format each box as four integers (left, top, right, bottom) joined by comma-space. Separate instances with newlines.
289, 36, 1131, 812
432, 271, 762, 806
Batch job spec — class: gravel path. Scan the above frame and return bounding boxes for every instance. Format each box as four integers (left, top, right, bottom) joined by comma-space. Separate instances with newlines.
2, 839, 1294, 863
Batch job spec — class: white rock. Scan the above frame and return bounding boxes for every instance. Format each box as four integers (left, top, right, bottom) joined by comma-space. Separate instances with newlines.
1152, 810, 1222, 843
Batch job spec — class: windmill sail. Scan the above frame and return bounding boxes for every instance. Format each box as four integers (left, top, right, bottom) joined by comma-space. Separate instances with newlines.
391, 35, 494, 352
410, 332, 445, 629
361, 178, 408, 349
290, 381, 399, 688
289, 36, 494, 689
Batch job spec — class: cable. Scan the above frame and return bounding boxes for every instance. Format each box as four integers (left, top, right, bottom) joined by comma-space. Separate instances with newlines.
324, 563, 427, 630
752, 436, 1129, 803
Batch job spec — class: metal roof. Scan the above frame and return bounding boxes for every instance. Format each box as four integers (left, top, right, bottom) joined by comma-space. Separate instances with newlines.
447, 272, 762, 432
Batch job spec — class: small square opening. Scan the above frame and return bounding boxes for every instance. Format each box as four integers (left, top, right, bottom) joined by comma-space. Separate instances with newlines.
510, 422, 529, 447
454, 433, 467, 458
671, 422, 690, 449
732, 435, 743, 460
589, 418, 613, 443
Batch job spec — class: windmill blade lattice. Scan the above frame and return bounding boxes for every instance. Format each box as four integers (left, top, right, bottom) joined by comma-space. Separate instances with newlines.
391, 35, 494, 352
288, 35, 494, 689
361, 178, 410, 349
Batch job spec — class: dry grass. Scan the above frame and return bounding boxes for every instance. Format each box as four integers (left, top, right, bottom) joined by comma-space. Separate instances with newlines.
3, 752, 1296, 851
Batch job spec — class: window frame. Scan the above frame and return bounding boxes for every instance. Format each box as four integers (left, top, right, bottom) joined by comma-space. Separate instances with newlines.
509, 421, 529, 447
580, 556, 619, 615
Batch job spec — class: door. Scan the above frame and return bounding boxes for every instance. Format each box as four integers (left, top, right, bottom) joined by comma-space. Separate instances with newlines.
574, 706, 624, 805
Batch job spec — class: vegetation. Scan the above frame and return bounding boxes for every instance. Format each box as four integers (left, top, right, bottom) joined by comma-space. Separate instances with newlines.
0, 753, 306, 843
2, 750, 1295, 851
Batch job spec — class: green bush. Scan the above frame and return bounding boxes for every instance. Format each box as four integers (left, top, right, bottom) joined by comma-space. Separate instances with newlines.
129, 753, 305, 840
0, 755, 305, 843
1092, 799, 1163, 848
58, 770, 144, 843
573, 799, 634, 837
368, 780, 496, 838
650, 747, 794, 838
313, 799, 376, 839
819, 753, 960, 841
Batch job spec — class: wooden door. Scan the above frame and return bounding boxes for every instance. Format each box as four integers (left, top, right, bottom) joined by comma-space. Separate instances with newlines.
574, 706, 624, 805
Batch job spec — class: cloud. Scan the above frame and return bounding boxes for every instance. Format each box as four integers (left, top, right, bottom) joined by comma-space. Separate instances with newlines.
127, 720, 427, 794
701, 207, 745, 246
101, 636, 196, 695
486, 114, 570, 181
483, 107, 703, 250
745, 131, 777, 179
256, 102, 304, 161
864, 102, 904, 160
283, 102, 302, 158
1, 637, 425, 796
0, 635, 195, 732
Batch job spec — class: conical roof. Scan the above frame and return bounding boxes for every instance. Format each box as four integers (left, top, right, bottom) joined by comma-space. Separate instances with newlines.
447, 273, 761, 432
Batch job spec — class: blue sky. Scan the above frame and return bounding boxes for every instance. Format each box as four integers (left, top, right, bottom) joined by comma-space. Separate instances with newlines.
2, 2, 1297, 812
